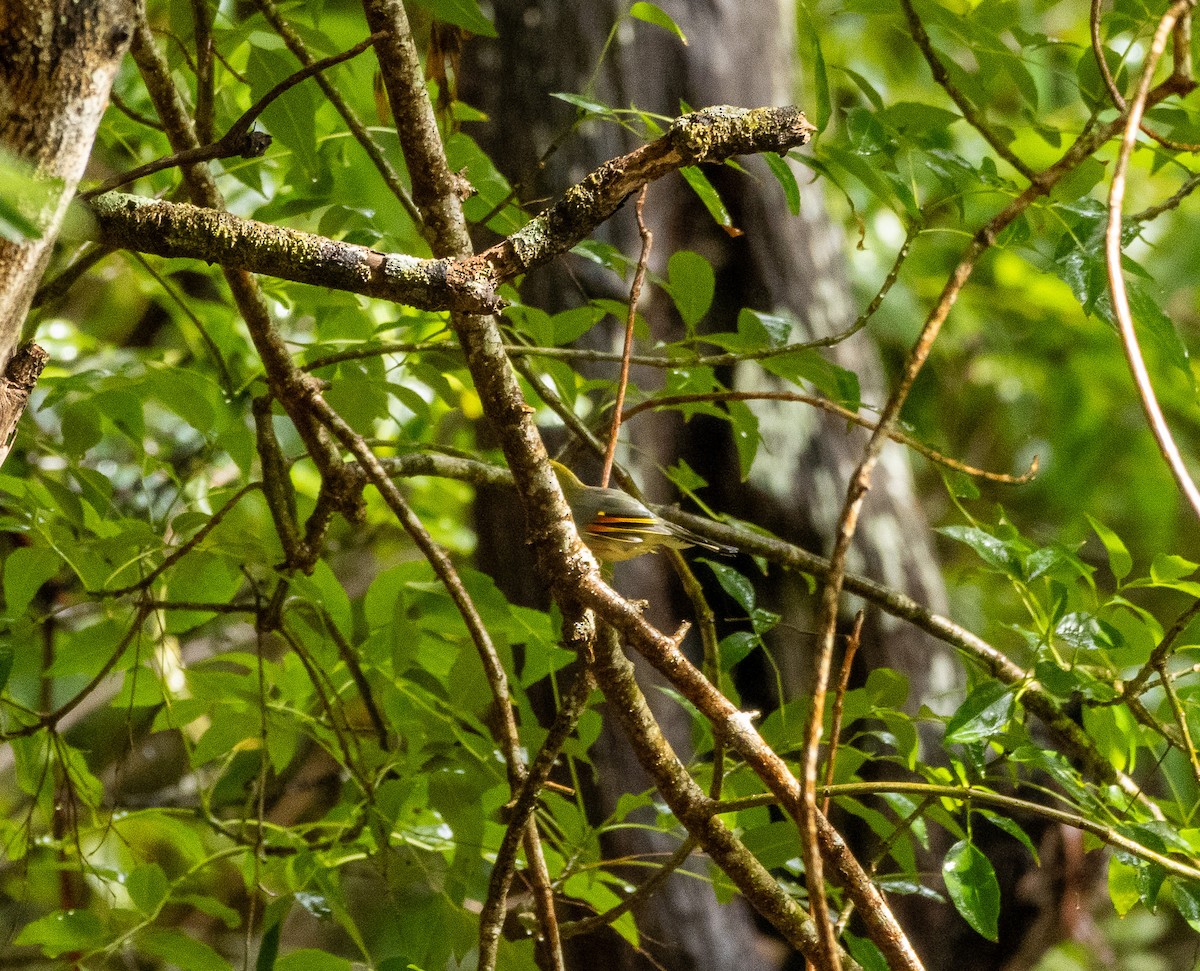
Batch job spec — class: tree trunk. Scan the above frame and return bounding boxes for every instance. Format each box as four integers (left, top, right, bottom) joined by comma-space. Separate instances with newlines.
0, 0, 134, 361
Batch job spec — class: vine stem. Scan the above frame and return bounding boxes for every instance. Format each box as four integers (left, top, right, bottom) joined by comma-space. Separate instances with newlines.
1104, 0, 1200, 522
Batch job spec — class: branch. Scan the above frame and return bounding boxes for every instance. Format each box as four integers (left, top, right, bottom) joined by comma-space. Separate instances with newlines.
88, 191, 503, 314
622, 390, 1039, 485
716, 782, 1200, 883
86, 104, 815, 316
0, 341, 49, 472
1105, 0, 1200, 522
589, 623, 854, 967
82, 31, 388, 199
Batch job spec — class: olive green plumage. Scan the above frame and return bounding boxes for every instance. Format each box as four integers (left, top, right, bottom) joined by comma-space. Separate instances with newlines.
550, 460, 736, 562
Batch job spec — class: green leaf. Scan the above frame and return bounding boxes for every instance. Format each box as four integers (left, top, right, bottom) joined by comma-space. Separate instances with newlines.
938, 525, 1022, 578
944, 681, 1014, 744
139, 928, 233, 971
407, 0, 498, 37
1086, 515, 1133, 582
1173, 880, 1200, 932
706, 560, 756, 614
275, 951, 352, 971
551, 92, 617, 119
1152, 553, 1198, 584
679, 166, 738, 232
1108, 855, 1140, 916
726, 398, 760, 477
255, 905, 286, 971
629, 2, 687, 44
127, 862, 170, 915
977, 810, 1039, 864
14, 910, 106, 957
763, 151, 801, 215
3, 545, 60, 617
943, 840, 1000, 941
795, 0, 830, 130
247, 47, 320, 178
666, 250, 715, 328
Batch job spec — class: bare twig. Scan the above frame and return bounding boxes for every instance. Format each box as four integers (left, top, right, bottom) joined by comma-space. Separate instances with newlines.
1158, 660, 1200, 786
252, 0, 421, 226
900, 0, 1037, 182
622, 390, 1039, 485
1124, 597, 1200, 698
95, 481, 263, 597
84, 32, 387, 199
822, 612, 864, 818
601, 185, 651, 488
1105, 0, 1200, 522
717, 781, 1200, 881
1090, 0, 1200, 152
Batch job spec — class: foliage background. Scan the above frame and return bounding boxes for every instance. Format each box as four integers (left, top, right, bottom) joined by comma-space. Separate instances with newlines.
5, 0, 1200, 969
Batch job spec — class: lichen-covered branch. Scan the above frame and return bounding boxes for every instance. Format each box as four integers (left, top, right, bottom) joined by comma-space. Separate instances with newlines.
89, 192, 502, 314
86, 104, 815, 317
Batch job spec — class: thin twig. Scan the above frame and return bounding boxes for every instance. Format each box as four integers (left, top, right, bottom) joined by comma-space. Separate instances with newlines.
480, 658, 596, 964
716, 781, 1200, 882
900, 0, 1037, 182
1130, 171, 1200, 221
1105, 0, 1200, 522
84, 32, 388, 199
252, 0, 421, 226
1090, 0, 1200, 152
1125, 597, 1200, 698
560, 836, 702, 938
94, 482, 263, 597
1158, 661, 1200, 785
622, 390, 1038, 485
822, 612, 864, 818
128, 251, 234, 395
601, 186, 651, 488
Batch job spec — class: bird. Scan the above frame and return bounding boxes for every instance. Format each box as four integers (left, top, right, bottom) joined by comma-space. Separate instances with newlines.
550, 460, 738, 563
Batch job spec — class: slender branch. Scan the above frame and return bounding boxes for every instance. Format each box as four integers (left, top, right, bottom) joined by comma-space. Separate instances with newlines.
128, 251, 233, 395
717, 781, 1200, 882
900, 0, 1037, 182
559, 836, 701, 938
590, 623, 850, 966
1131, 171, 1200, 221
319, 607, 390, 750
0, 601, 153, 740
1125, 598, 1200, 698
1090, 0, 1200, 153
822, 612, 864, 818
622, 390, 1039, 485
601, 186, 651, 488
252, 0, 421, 226
190, 0, 216, 144
93, 481, 263, 597
480, 655, 596, 965
1105, 0, 1200, 522
83, 32, 388, 199
1158, 660, 1200, 786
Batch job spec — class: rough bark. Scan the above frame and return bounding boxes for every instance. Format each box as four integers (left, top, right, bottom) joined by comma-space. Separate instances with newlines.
0, 0, 135, 363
